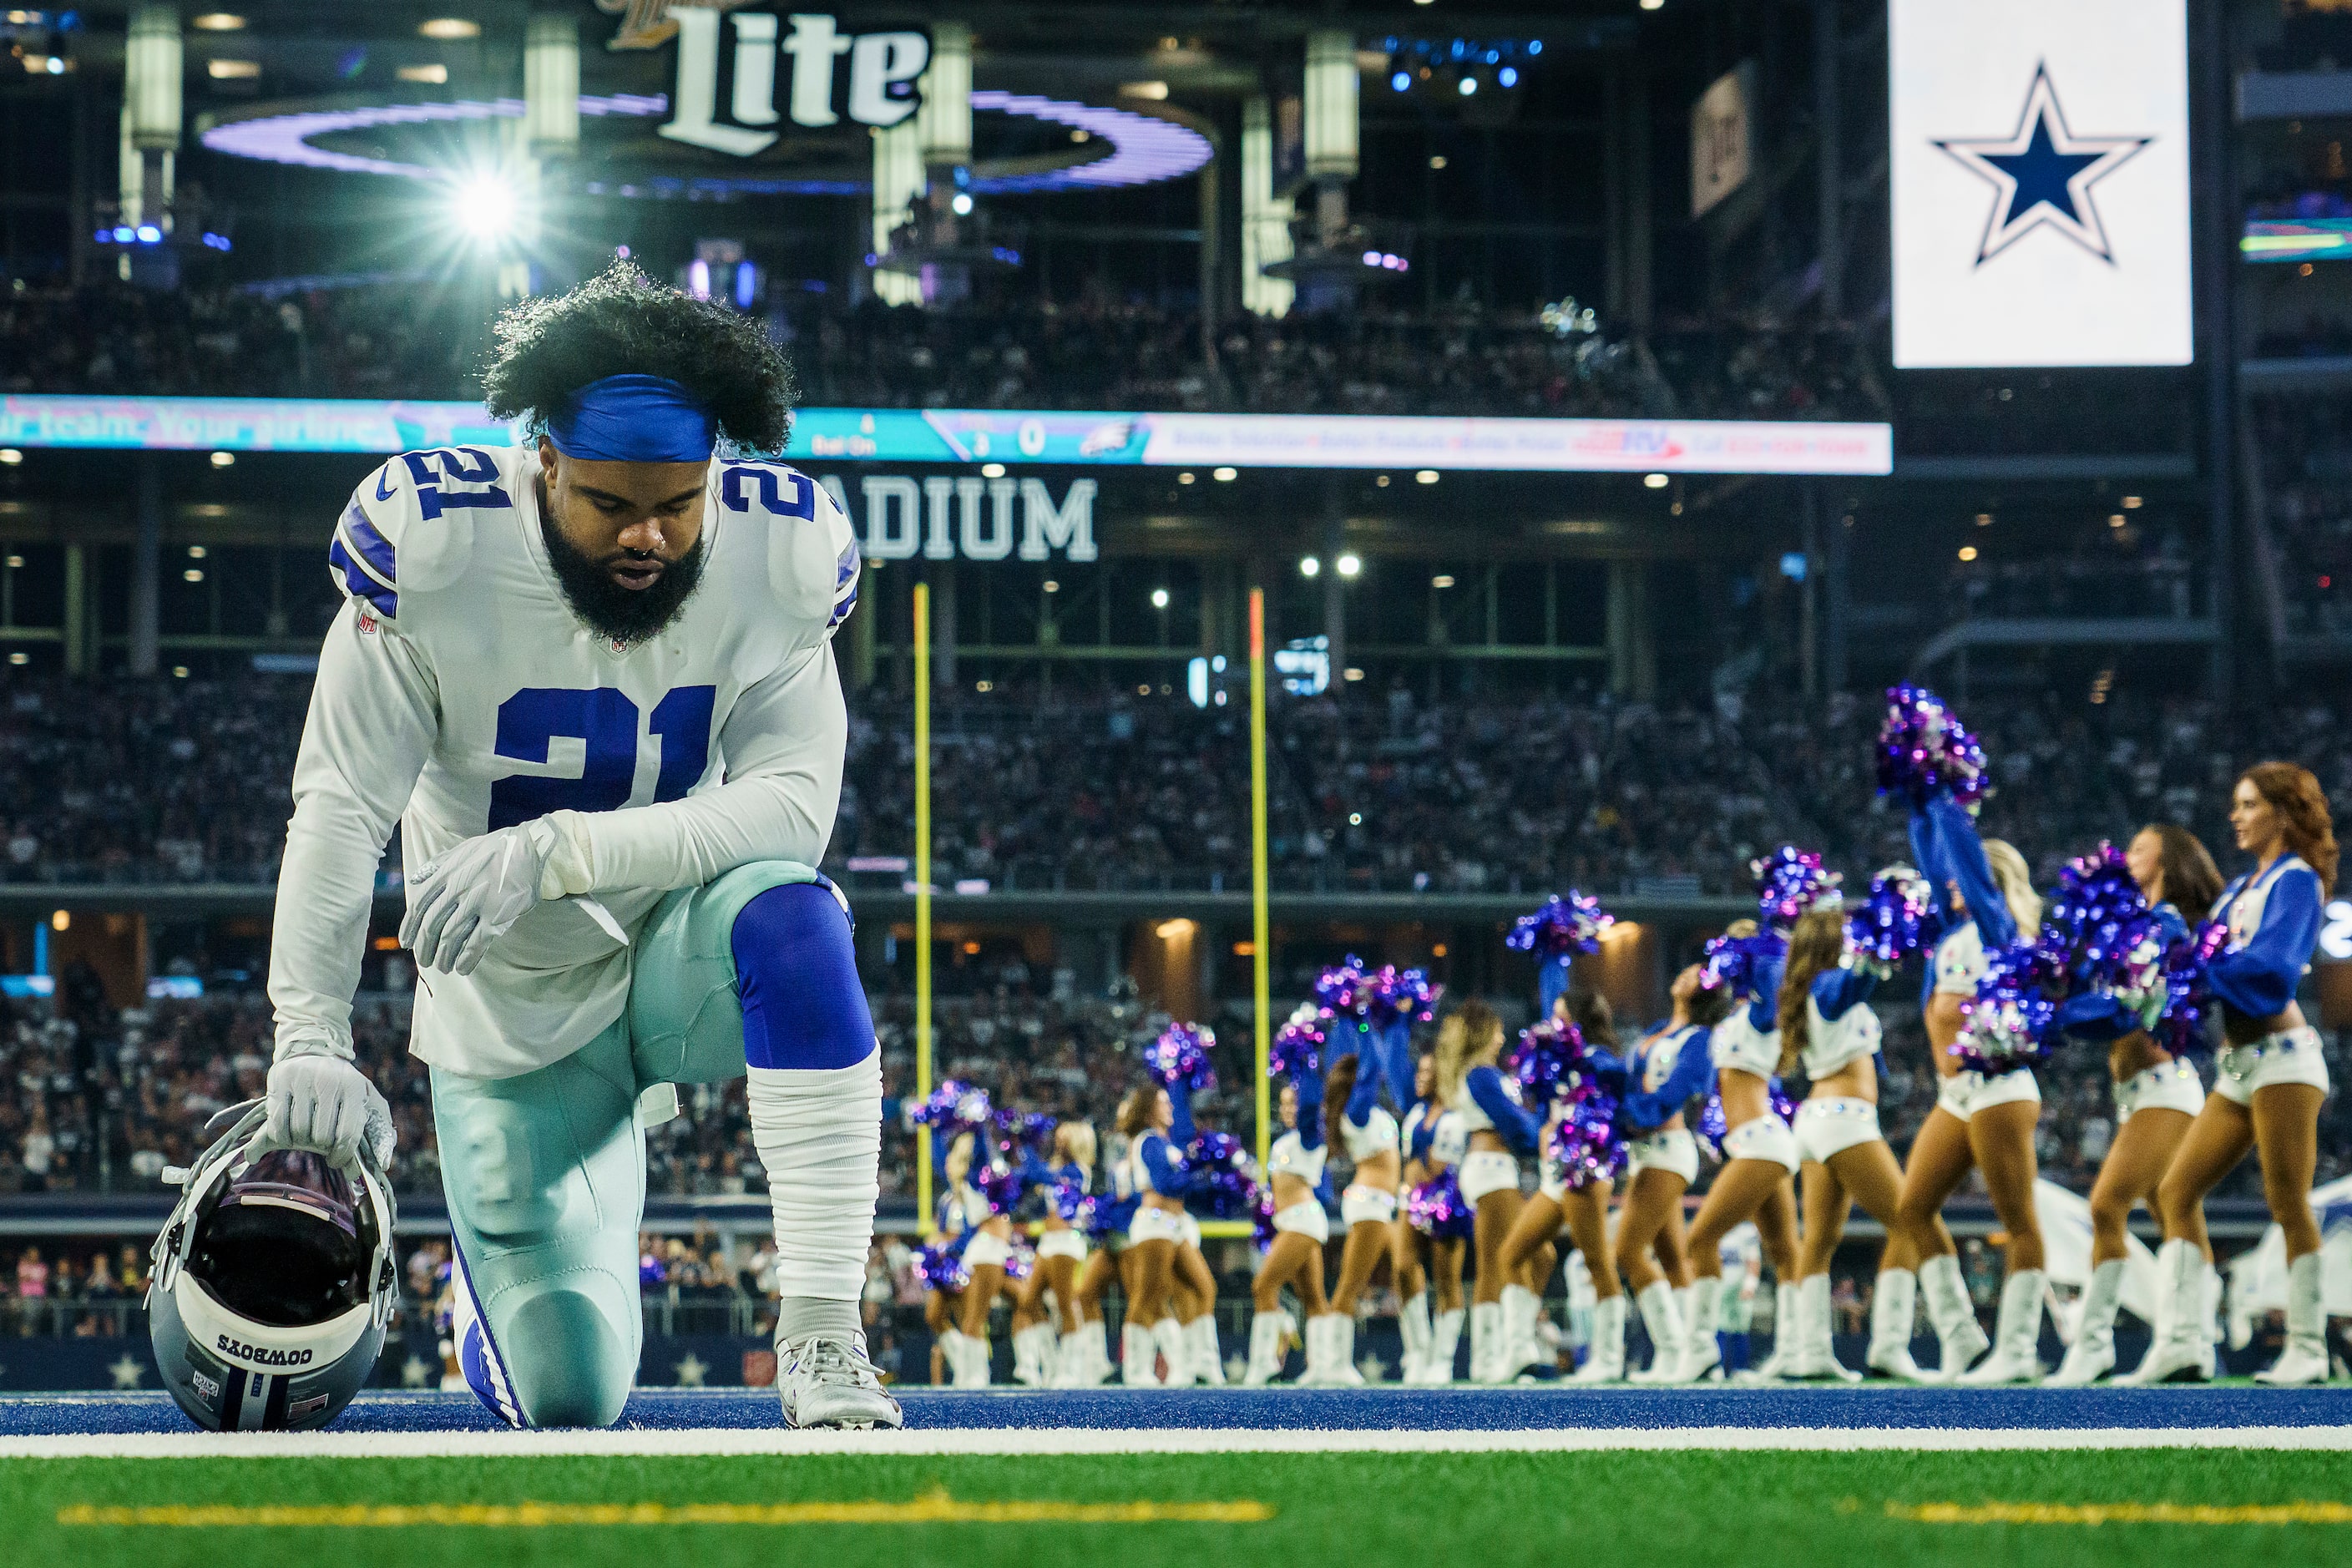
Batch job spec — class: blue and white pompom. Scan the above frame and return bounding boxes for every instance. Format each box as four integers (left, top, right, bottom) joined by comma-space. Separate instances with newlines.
1315, 956, 1372, 1018
992, 1110, 1058, 1153
1543, 1081, 1627, 1191
912, 1079, 993, 1132
2157, 918, 2232, 1059
1952, 942, 2062, 1073
1507, 1016, 1591, 1106
1407, 1169, 1474, 1239
1701, 928, 1785, 996
915, 1237, 970, 1294
1367, 965, 1442, 1029
1183, 1130, 1258, 1219
1845, 863, 1935, 979
1269, 1006, 1326, 1080
1044, 1179, 1095, 1227
1755, 845, 1843, 928
1876, 684, 1989, 811
1507, 892, 1615, 959
1145, 1021, 1218, 1094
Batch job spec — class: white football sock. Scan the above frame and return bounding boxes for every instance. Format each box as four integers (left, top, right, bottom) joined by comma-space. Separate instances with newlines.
746, 1053, 881, 1302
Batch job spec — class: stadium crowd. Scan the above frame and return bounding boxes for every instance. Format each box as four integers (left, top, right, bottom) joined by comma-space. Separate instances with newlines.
2249, 389, 2352, 643
0, 279, 1882, 423
18, 670, 2339, 903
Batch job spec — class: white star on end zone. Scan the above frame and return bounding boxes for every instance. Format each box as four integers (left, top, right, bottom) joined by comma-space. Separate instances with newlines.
402, 1356, 432, 1388
1932, 62, 2152, 265
673, 1353, 709, 1388
109, 1354, 147, 1389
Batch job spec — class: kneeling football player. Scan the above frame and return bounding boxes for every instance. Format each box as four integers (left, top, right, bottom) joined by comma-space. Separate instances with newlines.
257, 260, 897, 1429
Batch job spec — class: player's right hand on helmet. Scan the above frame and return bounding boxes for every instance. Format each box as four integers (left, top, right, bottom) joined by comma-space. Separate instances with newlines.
255, 1053, 396, 1173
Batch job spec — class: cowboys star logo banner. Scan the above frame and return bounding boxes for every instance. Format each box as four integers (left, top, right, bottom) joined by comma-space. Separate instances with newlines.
1889, 0, 2192, 368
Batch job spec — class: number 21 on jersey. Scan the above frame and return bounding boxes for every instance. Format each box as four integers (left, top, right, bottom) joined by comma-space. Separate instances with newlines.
487, 685, 716, 831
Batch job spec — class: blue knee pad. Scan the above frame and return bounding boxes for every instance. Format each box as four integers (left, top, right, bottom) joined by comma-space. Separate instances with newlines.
732, 880, 877, 1071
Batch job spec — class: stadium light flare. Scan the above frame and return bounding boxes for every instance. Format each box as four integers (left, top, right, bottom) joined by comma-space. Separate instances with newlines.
453, 172, 519, 242
1337, 554, 1362, 579
1300, 556, 1321, 578
1151, 587, 1171, 609
1643, 472, 1669, 488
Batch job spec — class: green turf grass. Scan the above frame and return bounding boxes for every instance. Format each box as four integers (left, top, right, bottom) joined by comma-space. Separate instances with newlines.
8, 1450, 2352, 1568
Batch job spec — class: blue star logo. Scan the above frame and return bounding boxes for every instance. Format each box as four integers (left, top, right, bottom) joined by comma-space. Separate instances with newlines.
1934, 63, 2152, 266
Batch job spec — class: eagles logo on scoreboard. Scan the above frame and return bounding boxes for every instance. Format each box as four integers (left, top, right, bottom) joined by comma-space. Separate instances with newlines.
1889, 0, 2192, 369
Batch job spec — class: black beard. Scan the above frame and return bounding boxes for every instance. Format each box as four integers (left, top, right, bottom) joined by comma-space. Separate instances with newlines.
539, 506, 708, 646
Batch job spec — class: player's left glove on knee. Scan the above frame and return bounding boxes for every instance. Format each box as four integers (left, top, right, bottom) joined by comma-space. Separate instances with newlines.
255, 1050, 397, 1174
402, 819, 557, 976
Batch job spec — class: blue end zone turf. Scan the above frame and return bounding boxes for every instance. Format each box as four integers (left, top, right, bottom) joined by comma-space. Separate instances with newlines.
3, 1386, 2349, 1438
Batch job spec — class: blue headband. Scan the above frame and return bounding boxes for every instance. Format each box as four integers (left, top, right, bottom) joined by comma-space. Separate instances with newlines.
544, 374, 718, 463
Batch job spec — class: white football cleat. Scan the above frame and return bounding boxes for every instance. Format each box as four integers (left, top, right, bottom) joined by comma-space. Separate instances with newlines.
776, 1332, 903, 1430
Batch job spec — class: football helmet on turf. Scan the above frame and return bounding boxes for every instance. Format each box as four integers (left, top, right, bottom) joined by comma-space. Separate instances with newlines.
148, 1100, 399, 1431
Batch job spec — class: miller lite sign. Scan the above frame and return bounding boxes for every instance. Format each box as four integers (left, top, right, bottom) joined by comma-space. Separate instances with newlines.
609, 4, 930, 157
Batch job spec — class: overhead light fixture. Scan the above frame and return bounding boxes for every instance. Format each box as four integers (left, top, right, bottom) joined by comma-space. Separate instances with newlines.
1416, 469, 1439, 484
1042, 579, 1060, 594
1176, 471, 1195, 484
190, 13, 247, 30
1212, 466, 1237, 482
1958, 545, 1979, 562
0, 449, 20, 465
1151, 587, 1171, 609
1300, 556, 1322, 578
2122, 495, 2143, 508
1336, 554, 1362, 579
209, 451, 234, 468
183, 568, 205, 583
1643, 473, 1669, 489
950, 191, 974, 215
419, 18, 481, 40
1120, 81, 1170, 99
1456, 75, 1477, 96
1431, 574, 1454, 589
207, 58, 261, 79
979, 462, 1005, 478
397, 63, 449, 84
1429, 154, 1447, 170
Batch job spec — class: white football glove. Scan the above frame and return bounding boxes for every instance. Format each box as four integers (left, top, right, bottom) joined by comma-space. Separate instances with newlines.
401, 820, 556, 976
253, 1050, 396, 1174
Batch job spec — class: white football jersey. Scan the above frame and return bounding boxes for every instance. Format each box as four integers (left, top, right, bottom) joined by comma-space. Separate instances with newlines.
268, 443, 859, 1079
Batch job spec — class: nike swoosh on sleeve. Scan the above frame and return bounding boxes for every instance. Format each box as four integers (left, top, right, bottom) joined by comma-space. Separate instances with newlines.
375, 468, 397, 502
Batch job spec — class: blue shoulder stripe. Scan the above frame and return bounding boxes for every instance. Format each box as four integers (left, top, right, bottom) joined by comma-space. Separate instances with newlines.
328, 538, 397, 619
338, 502, 398, 586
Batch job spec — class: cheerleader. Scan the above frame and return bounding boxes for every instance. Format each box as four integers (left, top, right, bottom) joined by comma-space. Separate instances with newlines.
1247, 1069, 1338, 1383
2139, 764, 2337, 1386
925, 1128, 980, 1384
1168, 1214, 1227, 1387
1682, 927, 1803, 1383
2050, 827, 2222, 1385
1402, 1059, 1473, 1382
1114, 1078, 1199, 1386
1887, 795, 2046, 1383
1434, 1000, 1544, 1383
1604, 964, 1730, 1380
1008, 1122, 1098, 1387
1058, 1156, 1134, 1387
1390, 1052, 1439, 1379
1499, 990, 1626, 1383
1777, 905, 1905, 1380
1326, 1052, 1401, 1383
951, 1138, 1024, 1388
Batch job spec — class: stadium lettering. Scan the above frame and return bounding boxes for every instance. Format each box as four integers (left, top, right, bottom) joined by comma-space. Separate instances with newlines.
825, 474, 1097, 564
215, 1335, 313, 1368
658, 9, 928, 156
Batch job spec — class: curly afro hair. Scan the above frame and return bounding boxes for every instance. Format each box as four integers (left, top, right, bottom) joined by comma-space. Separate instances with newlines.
480, 259, 797, 455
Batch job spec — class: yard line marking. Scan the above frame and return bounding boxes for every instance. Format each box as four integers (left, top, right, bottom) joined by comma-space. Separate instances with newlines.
1885, 1500, 2352, 1525
8, 1425, 2352, 1459
55, 1489, 1273, 1527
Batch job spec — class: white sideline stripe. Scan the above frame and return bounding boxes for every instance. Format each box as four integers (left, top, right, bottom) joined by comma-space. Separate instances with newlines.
3, 1425, 2352, 1459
